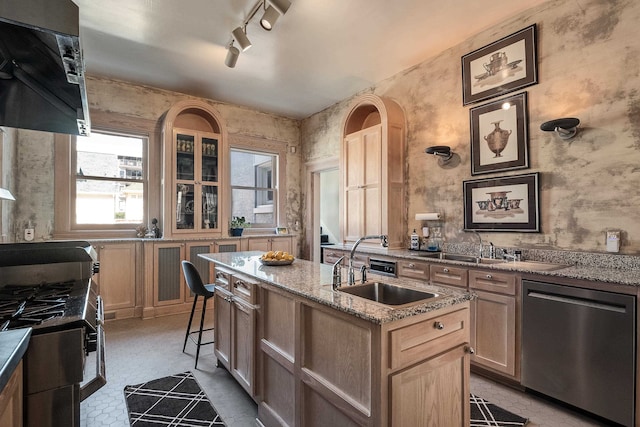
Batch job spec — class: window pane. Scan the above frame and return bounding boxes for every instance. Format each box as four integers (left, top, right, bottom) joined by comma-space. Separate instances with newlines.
77, 133, 144, 178
231, 188, 275, 225
76, 180, 144, 224
75, 131, 145, 225
230, 150, 276, 187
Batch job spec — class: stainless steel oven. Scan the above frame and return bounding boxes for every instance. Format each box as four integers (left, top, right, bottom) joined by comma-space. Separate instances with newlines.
0, 241, 106, 427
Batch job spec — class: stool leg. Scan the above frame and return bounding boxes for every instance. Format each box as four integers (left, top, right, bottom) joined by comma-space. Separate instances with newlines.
195, 296, 208, 369
183, 294, 198, 352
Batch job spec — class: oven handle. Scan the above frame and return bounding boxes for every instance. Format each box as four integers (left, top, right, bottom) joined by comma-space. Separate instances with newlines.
80, 295, 106, 401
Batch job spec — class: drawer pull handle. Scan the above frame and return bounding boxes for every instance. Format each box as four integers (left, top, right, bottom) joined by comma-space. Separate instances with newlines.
486, 274, 492, 279
434, 322, 445, 330
465, 346, 475, 355
408, 263, 415, 268
443, 268, 449, 273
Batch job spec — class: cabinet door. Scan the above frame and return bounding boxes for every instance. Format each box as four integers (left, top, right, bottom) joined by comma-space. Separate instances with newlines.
232, 298, 256, 396
390, 344, 470, 427
248, 237, 271, 252
470, 290, 516, 376
343, 125, 381, 242
270, 237, 292, 253
153, 242, 185, 306
96, 243, 136, 312
214, 287, 232, 370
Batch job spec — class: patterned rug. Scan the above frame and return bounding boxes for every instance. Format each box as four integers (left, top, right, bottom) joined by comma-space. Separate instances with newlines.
471, 394, 528, 426
124, 371, 225, 426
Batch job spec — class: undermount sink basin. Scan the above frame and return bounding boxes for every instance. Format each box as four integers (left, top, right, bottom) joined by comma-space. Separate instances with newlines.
338, 282, 439, 306
415, 252, 505, 265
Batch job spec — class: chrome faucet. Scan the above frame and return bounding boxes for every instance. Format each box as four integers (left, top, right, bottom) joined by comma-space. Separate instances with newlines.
348, 235, 388, 285
472, 231, 484, 259
332, 256, 345, 290
360, 264, 368, 284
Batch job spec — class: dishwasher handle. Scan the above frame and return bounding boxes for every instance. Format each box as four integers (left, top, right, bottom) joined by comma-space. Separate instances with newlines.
526, 290, 627, 314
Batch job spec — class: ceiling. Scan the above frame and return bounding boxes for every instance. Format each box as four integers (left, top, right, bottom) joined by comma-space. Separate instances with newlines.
75, 0, 548, 120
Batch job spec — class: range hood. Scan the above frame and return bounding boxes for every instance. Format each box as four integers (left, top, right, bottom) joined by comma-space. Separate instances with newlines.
0, 0, 90, 136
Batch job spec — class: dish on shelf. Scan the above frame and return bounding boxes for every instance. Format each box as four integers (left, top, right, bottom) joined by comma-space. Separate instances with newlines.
259, 259, 294, 266
184, 200, 194, 214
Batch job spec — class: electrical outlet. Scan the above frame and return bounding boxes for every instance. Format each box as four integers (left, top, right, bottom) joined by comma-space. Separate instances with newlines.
24, 228, 34, 241
606, 230, 620, 253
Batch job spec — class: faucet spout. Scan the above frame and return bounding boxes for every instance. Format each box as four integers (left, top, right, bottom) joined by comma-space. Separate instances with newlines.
472, 231, 484, 259
348, 235, 388, 285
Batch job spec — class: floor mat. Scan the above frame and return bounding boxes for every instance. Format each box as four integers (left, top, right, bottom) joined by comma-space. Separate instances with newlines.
471, 393, 528, 426
124, 371, 225, 426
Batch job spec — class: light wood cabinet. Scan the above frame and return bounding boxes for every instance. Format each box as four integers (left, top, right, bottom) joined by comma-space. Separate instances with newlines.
341, 95, 406, 249
397, 259, 430, 281
93, 242, 137, 319
162, 100, 227, 239
248, 236, 293, 254
214, 267, 258, 398
430, 264, 468, 288
469, 269, 518, 378
0, 360, 22, 427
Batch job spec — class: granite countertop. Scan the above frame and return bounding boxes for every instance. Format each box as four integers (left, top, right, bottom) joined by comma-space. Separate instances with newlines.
199, 251, 472, 325
0, 328, 31, 393
325, 245, 640, 287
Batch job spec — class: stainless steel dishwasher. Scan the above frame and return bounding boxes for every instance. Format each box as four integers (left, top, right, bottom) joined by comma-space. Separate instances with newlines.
522, 280, 636, 426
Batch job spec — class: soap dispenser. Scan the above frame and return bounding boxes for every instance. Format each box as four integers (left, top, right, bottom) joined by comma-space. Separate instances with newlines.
410, 229, 420, 250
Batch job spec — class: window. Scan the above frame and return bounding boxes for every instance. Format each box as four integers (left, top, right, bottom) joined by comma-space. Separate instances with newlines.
74, 131, 146, 226
230, 148, 278, 227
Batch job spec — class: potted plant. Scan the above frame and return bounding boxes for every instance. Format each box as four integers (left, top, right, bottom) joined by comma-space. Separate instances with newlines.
230, 216, 250, 236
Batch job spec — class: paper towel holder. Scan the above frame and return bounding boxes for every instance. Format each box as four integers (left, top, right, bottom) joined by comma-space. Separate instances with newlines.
425, 145, 455, 166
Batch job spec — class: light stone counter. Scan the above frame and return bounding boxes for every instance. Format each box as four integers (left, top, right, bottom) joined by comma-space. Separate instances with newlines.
199, 251, 472, 324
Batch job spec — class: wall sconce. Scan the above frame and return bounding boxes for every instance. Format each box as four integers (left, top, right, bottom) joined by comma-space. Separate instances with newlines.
425, 146, 455, 166
540, 118, 580, 140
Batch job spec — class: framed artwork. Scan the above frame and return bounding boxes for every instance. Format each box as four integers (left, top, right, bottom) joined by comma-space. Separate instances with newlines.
463, 172, 539, 232
276, 227, 288, 235
470, 92, 529, 175
462, 24, 537, 105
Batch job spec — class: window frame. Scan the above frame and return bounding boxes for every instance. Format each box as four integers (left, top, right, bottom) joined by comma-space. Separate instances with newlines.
54, 111, 160, 239
228, 135, 287, 231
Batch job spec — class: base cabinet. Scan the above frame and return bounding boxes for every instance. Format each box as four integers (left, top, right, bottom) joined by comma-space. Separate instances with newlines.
0, 361, 22, 427
93, 242, 137, 319
248, 236, 293, 254
257, 282, 471, 427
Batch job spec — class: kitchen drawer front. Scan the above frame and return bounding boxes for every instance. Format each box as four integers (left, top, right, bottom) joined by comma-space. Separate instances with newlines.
323, 250, 346, 265
389, 307, 469, 370
349, 253, 369, 269
430, 265, 468, 288
469, 270, 516, 295
397, 260, 429, 281
214, 269, 232, 290
232, 275, 257, 304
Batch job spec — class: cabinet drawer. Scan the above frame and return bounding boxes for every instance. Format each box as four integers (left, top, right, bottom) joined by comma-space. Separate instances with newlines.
389, 307, 469, 370
214, 269, 231, 290
430, 265, 468, 288
349, 254, 369, 269
469, 270, 516, 295
323, 250, 345, 265
232, 276, 257, 304
397, 260, 429, 281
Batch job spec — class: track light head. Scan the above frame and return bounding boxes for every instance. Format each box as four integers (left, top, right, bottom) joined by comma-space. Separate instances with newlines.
225, 45, 240, 68
232, 26, 252, 51
260, 5, 280, 31
269, 0, 291, 15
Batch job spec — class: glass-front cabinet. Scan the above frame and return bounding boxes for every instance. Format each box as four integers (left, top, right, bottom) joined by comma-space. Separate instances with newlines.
173, 129, 220, 234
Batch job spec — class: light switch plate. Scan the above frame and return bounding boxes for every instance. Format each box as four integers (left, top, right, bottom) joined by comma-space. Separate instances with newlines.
24, 228, 34, 241
606, 230, 620, 252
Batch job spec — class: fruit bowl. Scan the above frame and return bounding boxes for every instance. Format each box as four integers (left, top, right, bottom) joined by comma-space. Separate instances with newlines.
259, 258, 294, 266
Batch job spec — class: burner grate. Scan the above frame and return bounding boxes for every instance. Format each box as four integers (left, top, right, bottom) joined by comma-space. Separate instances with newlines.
0, 281, 75, 331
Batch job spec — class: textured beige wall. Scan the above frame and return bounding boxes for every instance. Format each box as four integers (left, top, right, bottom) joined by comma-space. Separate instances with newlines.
9, 76, 302, 242
301, 0, 640, 254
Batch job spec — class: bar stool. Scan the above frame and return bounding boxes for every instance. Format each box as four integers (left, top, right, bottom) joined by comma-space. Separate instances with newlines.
181, 260, 215, 368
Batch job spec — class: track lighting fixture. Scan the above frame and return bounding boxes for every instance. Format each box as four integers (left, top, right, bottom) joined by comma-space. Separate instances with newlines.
225, 43, 240, 68
232, 26, 252, 51
225, 0, 292, 67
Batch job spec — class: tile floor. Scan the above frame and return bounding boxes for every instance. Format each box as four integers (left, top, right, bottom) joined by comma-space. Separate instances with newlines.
81, 312, 606, 427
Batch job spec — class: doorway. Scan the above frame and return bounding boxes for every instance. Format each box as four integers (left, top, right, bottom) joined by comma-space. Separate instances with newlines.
305, 158, 339, 262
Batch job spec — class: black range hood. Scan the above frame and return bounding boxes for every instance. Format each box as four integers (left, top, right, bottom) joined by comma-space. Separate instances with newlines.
0, 0, 90, 136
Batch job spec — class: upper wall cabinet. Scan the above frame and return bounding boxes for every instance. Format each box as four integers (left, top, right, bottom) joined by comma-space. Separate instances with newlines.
341, 95, 406, 249
162, 101, 228, 238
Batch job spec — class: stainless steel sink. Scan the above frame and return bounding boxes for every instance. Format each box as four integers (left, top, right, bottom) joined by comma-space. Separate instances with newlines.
414, 252, 505, 264
338, 282, 439, 306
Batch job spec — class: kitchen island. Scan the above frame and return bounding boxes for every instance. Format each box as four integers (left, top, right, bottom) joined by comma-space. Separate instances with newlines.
200, 251, 474, 427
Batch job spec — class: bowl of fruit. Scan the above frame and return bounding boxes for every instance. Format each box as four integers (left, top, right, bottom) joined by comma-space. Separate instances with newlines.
259, 251, 295, 266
